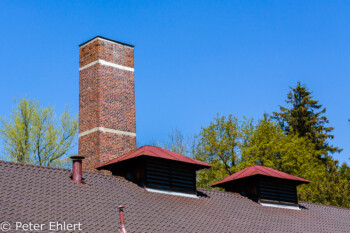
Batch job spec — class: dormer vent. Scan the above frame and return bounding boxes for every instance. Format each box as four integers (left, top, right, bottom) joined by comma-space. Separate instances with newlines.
211, 165, 310, 207
97, 146, 210, 195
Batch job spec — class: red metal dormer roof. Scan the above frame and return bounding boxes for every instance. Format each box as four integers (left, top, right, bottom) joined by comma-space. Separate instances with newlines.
211, 165, 310, 187
97, 145, 211, 170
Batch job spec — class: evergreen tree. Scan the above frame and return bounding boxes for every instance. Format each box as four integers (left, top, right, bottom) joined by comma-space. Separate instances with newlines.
273, 82, 341, 160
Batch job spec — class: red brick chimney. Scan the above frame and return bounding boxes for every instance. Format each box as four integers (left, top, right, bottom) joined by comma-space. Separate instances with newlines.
78, 36, 136, 172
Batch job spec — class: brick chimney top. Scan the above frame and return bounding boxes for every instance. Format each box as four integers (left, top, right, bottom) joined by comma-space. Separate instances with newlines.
79, 36, 134, 48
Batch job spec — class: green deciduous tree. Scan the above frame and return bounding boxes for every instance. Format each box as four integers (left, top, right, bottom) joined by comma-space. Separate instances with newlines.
0, 97, 78, 167
192, 114, 350, 208
240, 118, 322, 176
239, 118, 350, 207
193, 115, 253, 188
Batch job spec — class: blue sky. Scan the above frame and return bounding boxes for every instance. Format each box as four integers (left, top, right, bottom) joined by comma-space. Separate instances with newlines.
0, 1, 349, 164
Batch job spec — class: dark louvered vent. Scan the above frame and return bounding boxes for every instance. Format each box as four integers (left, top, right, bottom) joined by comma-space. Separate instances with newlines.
105, 156, 199, 194
146, 159, 196, 193
259, 177, 298, 205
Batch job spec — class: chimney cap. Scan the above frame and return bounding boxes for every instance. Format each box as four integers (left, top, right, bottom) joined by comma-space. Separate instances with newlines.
79, 36, 135, 48
70, 155, 85, 160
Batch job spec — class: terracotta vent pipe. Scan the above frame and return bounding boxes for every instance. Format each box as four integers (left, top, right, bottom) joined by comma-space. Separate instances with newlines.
118, 205, 127, 233
70, 155, 85, 184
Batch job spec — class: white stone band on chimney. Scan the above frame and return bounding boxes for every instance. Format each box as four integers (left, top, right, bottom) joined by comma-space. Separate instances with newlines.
79, 59, 134, 72
79, 127, 136, 138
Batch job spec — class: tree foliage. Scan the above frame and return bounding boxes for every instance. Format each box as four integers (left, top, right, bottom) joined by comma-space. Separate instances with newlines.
192, 114, 350, 208
158, 129, 189, 156
193, 115, 249, 188
0, 97, 78, 167
269, 82, 349, 207
158, 83, 350, 208
273, 82, 341, 160
193, 116, 321, 190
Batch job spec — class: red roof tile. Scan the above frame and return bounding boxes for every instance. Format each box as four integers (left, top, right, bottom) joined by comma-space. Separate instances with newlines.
212, 165, 310, 187
98, 145, 211, 169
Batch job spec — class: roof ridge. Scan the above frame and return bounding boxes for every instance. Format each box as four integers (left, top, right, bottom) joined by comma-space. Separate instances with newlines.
157, 146, 190, 162
0, 159, 71, 172
197, 188, 246, 198
0, 159, 113, 178
255, 165, 309, 182
259, 165, 291, 179
232, 165, 252, 180
254, 165, 277, 176
299, 201, 350, 211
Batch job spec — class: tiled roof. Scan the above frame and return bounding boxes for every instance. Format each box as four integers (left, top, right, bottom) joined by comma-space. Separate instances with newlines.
98, 145, 210, 169
1, 160, 349, 233
212, 165, 310, 187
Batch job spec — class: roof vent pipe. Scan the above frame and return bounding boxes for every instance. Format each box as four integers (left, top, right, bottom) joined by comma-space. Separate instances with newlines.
118, 205, 127, 233
70, 155, 85, 184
